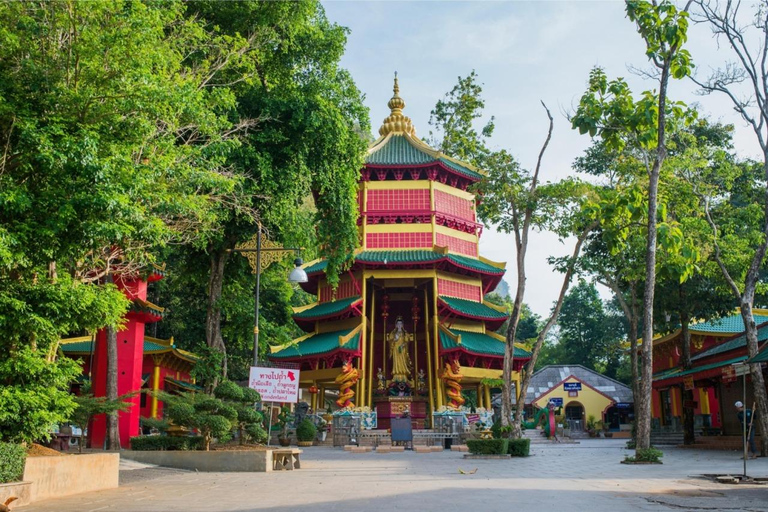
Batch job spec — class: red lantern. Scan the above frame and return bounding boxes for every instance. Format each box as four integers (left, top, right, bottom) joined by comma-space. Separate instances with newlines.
308, 385, 318, 394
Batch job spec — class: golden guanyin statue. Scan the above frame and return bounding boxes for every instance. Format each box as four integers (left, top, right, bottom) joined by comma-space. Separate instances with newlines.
387, 316, 413, 383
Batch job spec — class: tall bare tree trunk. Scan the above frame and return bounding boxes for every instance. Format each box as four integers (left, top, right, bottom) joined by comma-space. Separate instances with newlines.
105, 283, 120, 450
206, 246, 232, 383
513, 224, 595, 435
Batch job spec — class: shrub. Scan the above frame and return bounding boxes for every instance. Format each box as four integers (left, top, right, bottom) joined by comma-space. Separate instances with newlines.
466, 439, 507, 455
160, 391, 237, 450
129, 436, 204, 451
626, 447, 663, 463
296, 419, 317, 442
507, 438, 530, 457
0, 442, 26, 483
214, 381, 264, 445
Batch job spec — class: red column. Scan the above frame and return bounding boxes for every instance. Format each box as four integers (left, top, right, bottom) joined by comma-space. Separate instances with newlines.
89, 277, 149, 449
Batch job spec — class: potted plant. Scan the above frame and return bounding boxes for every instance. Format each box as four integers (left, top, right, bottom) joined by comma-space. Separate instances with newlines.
586, 415, 601, 438
317, 419, 329, 442
277, 406, 292, 447
296, 419, 317, 447
322, 405, 333, 423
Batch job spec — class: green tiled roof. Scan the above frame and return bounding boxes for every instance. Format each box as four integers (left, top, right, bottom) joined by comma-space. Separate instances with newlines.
692, 325, 768, 361
304, 250, 504, 276
439, 296, 507, 320
365, 134, 482, 180
439, 328, 531, 358
60, 338, 189, 357
748, 345, 768, 363
653, 355, 747, 382
270, 329, 360, 359
366, 135, 434, 165
294, 296, 361, 320
438, 157, 483, 180
691, 313, 768, 333
165, 377, 203, 392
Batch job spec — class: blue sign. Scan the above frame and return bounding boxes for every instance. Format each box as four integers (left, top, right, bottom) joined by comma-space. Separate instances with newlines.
549, 397, 564, 407
563, 382, 582, 391
615, 402, 632, 409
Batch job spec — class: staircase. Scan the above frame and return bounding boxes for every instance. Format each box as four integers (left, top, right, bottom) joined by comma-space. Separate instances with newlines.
523, 428, 559, 444
650, 431, 684, 446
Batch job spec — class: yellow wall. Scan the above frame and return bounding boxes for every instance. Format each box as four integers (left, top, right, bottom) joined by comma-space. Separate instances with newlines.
533, 376, 613, 421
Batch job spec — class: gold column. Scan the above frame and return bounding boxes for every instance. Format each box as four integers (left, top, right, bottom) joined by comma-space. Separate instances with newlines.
382, 295, 387, 378
432, 276, 443, 409
319, 384, 325, 411
484, 384, 492, 410
514, 372, 521, 401
476, 383, 483, 408
423, 288, 435, 416
412, 300, 418, 392
311, 383, 317, 411
150, 361, 161, 418
359, 275, 367, 408
367, 287, 376, 406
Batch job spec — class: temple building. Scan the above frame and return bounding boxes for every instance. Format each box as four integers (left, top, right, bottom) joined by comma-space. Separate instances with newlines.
269, 77, 531, 428
60, 267, 198, 448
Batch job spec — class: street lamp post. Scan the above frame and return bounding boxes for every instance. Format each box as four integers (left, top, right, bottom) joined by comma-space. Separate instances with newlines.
232, 224, 308, 366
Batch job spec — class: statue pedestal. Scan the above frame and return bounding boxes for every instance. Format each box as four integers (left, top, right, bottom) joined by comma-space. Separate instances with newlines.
373, 396, 427, 430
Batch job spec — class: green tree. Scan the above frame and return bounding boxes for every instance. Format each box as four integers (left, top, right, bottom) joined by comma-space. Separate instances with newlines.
571, 0, 694, 453
69, 381, 133, 453
689, 0, 768, 455
213, 381, 266, 445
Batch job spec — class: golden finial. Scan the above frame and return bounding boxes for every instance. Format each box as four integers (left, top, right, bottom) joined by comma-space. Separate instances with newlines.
379, 72, 415, 137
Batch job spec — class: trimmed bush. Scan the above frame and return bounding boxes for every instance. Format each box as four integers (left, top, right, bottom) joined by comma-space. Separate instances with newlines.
129, 435, 204, 451
0, 442, 26, 483
466, 439, 507, 455
507, 438, 530, 457
625, 447, 663, 463
296, 419, 317, 442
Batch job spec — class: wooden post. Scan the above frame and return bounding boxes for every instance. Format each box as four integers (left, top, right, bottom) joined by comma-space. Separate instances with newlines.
423, 288, 435, 417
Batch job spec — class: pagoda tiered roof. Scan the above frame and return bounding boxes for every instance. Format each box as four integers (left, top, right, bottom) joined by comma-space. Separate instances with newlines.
60, 335, 197, 365
438, 296, 508, 330
292, 296, 363, 332
300, 248, 505, 294
270, 327, 362, 363
438, 326, 531, 371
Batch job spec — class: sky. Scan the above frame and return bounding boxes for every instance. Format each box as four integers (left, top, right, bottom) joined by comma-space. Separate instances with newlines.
321, 0, 764, 317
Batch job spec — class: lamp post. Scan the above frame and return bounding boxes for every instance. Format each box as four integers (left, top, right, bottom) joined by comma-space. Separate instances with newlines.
733, 361, 747, 478
232, 224, 308, 366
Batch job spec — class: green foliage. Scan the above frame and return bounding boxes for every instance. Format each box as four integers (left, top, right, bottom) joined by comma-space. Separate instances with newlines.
507, 438, 531, 457
427, 70, 495, 167
0, 347, 81, 444
161, 391, 237, 450
129, 435, 204, 451
140, 417, 170, 434
69, 381, 133, 452
213, 380, 264, 444
190, 347, 224, 392
625, 447, 663, 463
296, 419, 317, 442
539, 281, 626, 379
0, 442, 26, 483
466, 439, 508, 455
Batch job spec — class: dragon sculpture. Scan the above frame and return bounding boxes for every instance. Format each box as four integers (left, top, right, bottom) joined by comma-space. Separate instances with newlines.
441, 359, 465, 409
334, 360, 360, 408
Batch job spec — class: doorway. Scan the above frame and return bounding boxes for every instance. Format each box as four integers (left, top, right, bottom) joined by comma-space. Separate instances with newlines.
565, 402, 585, 431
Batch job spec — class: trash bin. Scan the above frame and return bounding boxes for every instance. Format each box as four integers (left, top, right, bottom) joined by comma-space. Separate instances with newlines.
444, 437, 453, 449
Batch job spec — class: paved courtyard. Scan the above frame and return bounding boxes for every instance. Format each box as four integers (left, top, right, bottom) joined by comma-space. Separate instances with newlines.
21, 440, 768, 512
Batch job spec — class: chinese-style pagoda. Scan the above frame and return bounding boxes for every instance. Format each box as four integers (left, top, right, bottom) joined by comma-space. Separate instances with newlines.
269, 76, 530, 428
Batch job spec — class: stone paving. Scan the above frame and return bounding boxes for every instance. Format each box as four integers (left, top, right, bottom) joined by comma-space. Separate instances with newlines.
19, 440, 768, 512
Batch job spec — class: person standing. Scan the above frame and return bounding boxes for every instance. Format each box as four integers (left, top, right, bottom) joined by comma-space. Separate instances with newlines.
735, 401, 758, 459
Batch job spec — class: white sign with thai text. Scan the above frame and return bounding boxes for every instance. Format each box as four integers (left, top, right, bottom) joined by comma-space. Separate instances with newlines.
249, 366, 301, 403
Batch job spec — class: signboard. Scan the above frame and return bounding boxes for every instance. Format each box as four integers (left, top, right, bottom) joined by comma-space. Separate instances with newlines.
563, 382, 582, 391
466, 414, 480, 424
615, 402, 632, 409
683, 376, 694, 391
568, 390, 579, 397
249, 366, 301, 403
721, 365, 736, 384
548, 397, 564, 407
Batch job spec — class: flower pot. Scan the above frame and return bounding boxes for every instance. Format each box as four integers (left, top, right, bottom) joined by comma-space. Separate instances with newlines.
322, 413, 333, 423
278, 437, 291, 447
320, 431, 327, 442
297, 441, 313, 447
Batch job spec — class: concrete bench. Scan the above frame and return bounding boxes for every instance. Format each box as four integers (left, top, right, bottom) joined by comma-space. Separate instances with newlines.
272, 449, 302, 470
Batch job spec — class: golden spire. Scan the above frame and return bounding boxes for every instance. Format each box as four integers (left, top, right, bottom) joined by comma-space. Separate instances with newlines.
378, 72, 416, 137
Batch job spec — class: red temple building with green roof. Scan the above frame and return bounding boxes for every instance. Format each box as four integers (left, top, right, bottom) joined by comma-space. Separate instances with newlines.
60, 267, 198, 448
269, 77, 530, 428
